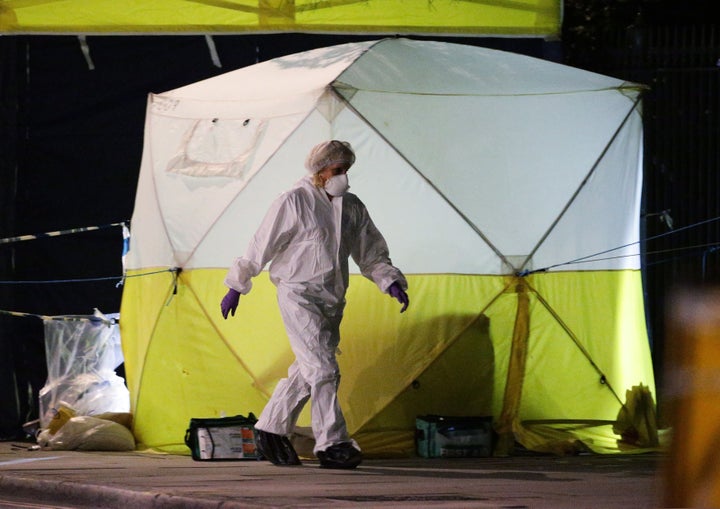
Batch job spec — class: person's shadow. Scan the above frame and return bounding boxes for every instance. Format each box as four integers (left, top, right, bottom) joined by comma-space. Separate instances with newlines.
347, 313, 493, 457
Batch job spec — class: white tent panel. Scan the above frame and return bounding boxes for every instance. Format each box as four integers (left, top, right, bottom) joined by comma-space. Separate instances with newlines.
129, 38, 645, 275
337, 39, 628, 96
167, 41, 374, 101
188, 109, 336, 268
339, 122, 503, 275
146, 110, 311, 267
533, 111, 644, 272
193, 100, 501, 274
150, 89, 321, 120
126, 108, 176, 270
344, 89, 640, 262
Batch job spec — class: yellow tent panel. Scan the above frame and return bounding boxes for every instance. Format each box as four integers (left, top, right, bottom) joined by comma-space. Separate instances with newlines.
120, 269, 654, 456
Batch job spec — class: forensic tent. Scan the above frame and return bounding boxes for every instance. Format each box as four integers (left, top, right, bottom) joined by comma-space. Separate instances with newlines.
121, 37, 656, 456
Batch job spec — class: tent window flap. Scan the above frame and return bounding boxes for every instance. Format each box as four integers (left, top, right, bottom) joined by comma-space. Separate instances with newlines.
166, 118, 266, 179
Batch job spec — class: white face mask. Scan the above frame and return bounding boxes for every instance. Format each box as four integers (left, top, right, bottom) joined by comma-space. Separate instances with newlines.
324, 173, 350, 197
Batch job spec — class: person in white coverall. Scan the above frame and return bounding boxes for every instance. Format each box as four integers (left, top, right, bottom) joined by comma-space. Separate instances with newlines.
220, 140, 409, 469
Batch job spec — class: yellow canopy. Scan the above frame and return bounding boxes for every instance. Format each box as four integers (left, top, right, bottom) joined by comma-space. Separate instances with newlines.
0, 0, 560, 36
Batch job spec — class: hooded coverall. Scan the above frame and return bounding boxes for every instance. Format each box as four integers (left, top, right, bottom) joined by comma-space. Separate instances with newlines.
224, 174, 407, 453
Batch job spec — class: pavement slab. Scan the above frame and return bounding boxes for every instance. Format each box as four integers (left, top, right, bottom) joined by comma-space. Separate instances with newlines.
0, 441, 665, 508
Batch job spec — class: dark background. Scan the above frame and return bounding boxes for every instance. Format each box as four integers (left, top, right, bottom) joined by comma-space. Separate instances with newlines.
1, 0, 717, 438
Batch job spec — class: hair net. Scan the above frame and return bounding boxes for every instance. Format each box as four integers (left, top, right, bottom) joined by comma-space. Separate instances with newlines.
305, 140, 356, 173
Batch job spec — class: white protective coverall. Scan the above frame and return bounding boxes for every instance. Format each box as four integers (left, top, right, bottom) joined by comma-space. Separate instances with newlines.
224, 174, 407, 453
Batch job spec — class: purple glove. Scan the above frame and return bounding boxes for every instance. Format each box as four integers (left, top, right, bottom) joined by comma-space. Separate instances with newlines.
388, 281, 409, 313
221, 288, 240, 319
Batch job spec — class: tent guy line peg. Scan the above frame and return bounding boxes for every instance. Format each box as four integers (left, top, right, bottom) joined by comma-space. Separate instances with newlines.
172, 267, 183, 295
516, 268, 548, 277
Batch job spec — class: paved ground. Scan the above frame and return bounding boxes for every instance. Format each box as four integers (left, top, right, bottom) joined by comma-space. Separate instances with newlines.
0, 440, 664, 508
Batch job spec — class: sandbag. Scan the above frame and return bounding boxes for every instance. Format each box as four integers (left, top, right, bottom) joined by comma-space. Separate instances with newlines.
44, 416, 135, 451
